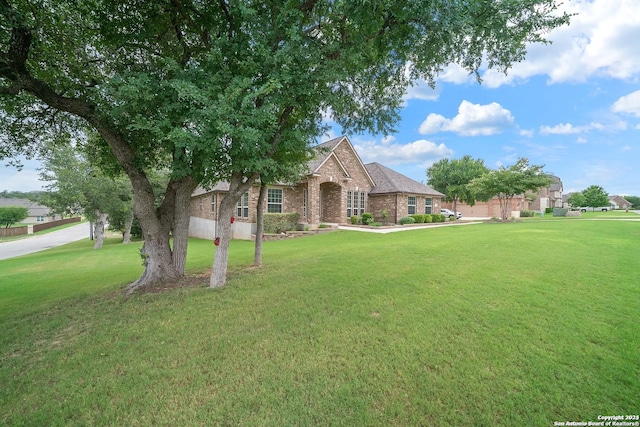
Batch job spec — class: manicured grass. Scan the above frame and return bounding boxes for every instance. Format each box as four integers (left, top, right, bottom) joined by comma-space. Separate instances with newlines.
1, 221, 638, 426
525, 210, 640, 220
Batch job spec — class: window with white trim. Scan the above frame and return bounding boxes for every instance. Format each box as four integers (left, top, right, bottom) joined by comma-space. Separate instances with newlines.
267, 188, 283, 213
211, 194, 216, 213
425, 197, 432, 214
302, 189, 307, 219
346, 190, 366, 218
408, 196, 416, 215
236, 192, 249, 218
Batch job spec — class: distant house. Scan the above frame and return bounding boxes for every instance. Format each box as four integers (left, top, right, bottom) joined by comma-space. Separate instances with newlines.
0, 198, 59, 224
189, 136, 444, 240
443, 174, 563, 218
608, 195, 632, 210
441, 196, 532, 219
530, 175, 563, 211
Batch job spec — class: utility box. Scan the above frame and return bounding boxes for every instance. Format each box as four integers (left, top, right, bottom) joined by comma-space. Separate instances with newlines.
553, 208, 569, 217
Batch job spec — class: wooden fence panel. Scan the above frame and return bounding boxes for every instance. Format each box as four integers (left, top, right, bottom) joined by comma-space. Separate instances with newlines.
0, 226, 28, 238
33, 217, 81, 233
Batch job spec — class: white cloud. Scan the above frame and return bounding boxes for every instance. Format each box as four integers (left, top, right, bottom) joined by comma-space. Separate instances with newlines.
539, 122, 604, 135
353, 138, 453, 166
465, 0, 640, 87
577, 137, 588, 144
612, 90, 640, 117
520, 129, 534, 138
403, 79, 441, 102
438, 64, 475, 85
419, 100, 515, 136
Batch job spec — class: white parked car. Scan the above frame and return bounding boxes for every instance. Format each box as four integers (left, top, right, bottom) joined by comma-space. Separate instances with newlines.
440, 208, 462, 219
579, 206, 612, 212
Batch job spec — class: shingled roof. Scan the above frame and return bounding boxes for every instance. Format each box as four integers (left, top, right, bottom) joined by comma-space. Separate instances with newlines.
306, 136, 344, 174
365, 162, 444, 196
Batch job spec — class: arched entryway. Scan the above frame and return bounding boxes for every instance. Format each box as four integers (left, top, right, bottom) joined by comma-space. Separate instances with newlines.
319, 181, 343, 224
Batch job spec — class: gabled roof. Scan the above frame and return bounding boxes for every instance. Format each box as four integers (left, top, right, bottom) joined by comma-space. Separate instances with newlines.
609, 195, 631, 204
307, 136, 375, 186
0, 198, 51, 216
306, 136, 344, 173
365, 163, 444, 197
191, 182, 230, 196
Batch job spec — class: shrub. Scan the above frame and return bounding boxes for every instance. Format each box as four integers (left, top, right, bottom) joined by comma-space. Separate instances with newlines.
424, 214, 432, 223
410, 214, 425, 223
369, 222, 382, 227
264, 213, 300, 234
318, 223, 330, 228
545, 207, 553, 214
350, 215, 359, 225
520, 210, 535, 217
361, 212, 373, 225
433, 214, 445, 222
399, 216, 416, 225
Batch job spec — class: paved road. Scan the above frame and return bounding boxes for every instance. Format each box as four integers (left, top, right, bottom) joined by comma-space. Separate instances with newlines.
0, 222, 91, 261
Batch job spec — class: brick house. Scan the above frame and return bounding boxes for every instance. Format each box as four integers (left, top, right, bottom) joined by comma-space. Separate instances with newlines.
442, 175, 563, 218
608, 195, 632, 210
441, 196, 532, 219
529, 175, 563, 211
189, 136, 444, 240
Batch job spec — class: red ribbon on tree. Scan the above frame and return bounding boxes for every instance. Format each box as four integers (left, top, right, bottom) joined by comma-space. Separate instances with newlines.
214, 237, 220, 246
230, 216, 235, 224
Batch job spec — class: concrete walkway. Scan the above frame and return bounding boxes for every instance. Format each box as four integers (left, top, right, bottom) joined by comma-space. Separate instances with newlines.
0, 222, 90, 261
339, 221, 482, 234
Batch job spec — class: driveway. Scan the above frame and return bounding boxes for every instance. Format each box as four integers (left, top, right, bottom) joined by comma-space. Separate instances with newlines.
339, 221, 482, 234
0, 222, 90, 261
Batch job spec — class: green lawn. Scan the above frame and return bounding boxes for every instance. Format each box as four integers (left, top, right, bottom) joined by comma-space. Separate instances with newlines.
1, 220, 638, 426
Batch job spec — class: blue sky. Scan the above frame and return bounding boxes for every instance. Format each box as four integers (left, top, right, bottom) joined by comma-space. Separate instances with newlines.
323, 0, 640, 197
2, 0, 639, 196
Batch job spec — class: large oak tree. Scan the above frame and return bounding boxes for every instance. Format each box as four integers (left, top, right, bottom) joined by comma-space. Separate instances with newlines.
427, 155, 490, 219
469, 158, 553, 220
1, 0, 570, 290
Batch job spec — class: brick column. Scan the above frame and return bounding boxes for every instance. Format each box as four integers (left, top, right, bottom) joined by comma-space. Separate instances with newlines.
307, 176, 320, 225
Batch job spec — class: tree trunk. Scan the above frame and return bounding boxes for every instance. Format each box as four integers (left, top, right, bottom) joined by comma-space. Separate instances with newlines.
122, 211, 134, 244
210, 172, 258, 288
210, 194, 235, 288
170, 176, 196, 275
93, 211, 108, 249
254, 181, 267, 267
125, 177, 181, 294
498, 195, 512, 221
453, 197, 458, 221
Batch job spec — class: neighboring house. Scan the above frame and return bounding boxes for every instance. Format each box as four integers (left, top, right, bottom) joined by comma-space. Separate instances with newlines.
0, 198, 59, 224
441, 196, 532, 219
442, 174, 563, 218
189, 136, 444, 240
608, 195, 632, 210
529, 175, 563, 211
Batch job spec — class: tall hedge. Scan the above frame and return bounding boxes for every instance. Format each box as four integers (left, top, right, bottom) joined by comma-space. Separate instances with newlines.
263, 213, 301, 234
